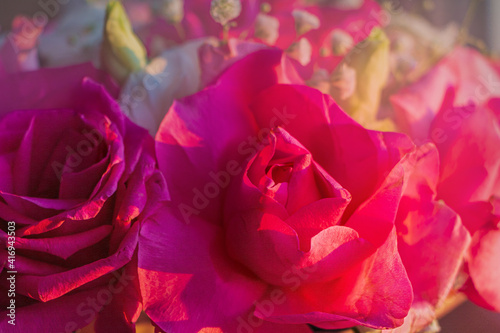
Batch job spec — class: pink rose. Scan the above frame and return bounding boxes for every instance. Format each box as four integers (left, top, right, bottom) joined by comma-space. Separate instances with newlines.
388, 143, 470, 332
390, 47, 500, 313
0, 64, 167, 332
432, 95, 500, 311
139, 49, 416, 332
390, 47, 500, 141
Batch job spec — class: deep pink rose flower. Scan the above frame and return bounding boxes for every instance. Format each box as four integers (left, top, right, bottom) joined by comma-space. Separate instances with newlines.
390, 47, 500, 312
139, 49, 416, 332
0, 64, 167, 332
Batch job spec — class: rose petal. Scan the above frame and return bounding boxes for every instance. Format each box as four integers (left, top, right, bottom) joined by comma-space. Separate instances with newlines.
391, 47, 500, 140
466, 227, 500, 311
16, 222, 138, 302
259, 228, 412, 329
156, 50, 295, 222
138, 205, 268, 332
13, 225, 112, 260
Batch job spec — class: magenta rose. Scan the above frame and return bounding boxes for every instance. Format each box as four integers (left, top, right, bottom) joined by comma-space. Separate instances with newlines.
139, 49, 416, 332
0, 64, 167, 332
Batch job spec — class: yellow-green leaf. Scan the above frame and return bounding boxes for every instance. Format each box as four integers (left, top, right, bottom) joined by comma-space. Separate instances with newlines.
333, 27, 391, 130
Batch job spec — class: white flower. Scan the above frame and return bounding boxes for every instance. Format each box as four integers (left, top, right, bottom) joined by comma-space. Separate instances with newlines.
385, 13, 458, 83
38, 1, 105, 67
119, 39, 211, 136
330, 29, 354, 56
154, 0, 184, 24
292, 9, 320, 35
254, 13, 280, 45
330, 63, 356, 100
287, 38, 313, 66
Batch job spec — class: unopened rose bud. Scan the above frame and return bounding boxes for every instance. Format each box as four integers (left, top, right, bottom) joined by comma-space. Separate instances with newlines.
210, 0, 242, 26
286, 38, 312, 66
330, 29, 354, 56
156, 0, 184, 24
292, 9, 320, 35
101, 1, 147, 83
254, 13, 279, 45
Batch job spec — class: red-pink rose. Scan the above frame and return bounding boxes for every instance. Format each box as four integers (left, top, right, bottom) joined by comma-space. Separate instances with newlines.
139, 49, 416, 332
0, 64, 167, 332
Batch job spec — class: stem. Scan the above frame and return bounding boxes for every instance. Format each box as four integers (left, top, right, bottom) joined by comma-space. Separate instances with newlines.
174, 22, 186, 41
222, 24, 230, 44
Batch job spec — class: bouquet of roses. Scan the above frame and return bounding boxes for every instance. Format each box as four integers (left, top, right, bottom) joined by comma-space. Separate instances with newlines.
1, 0, 499, 332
